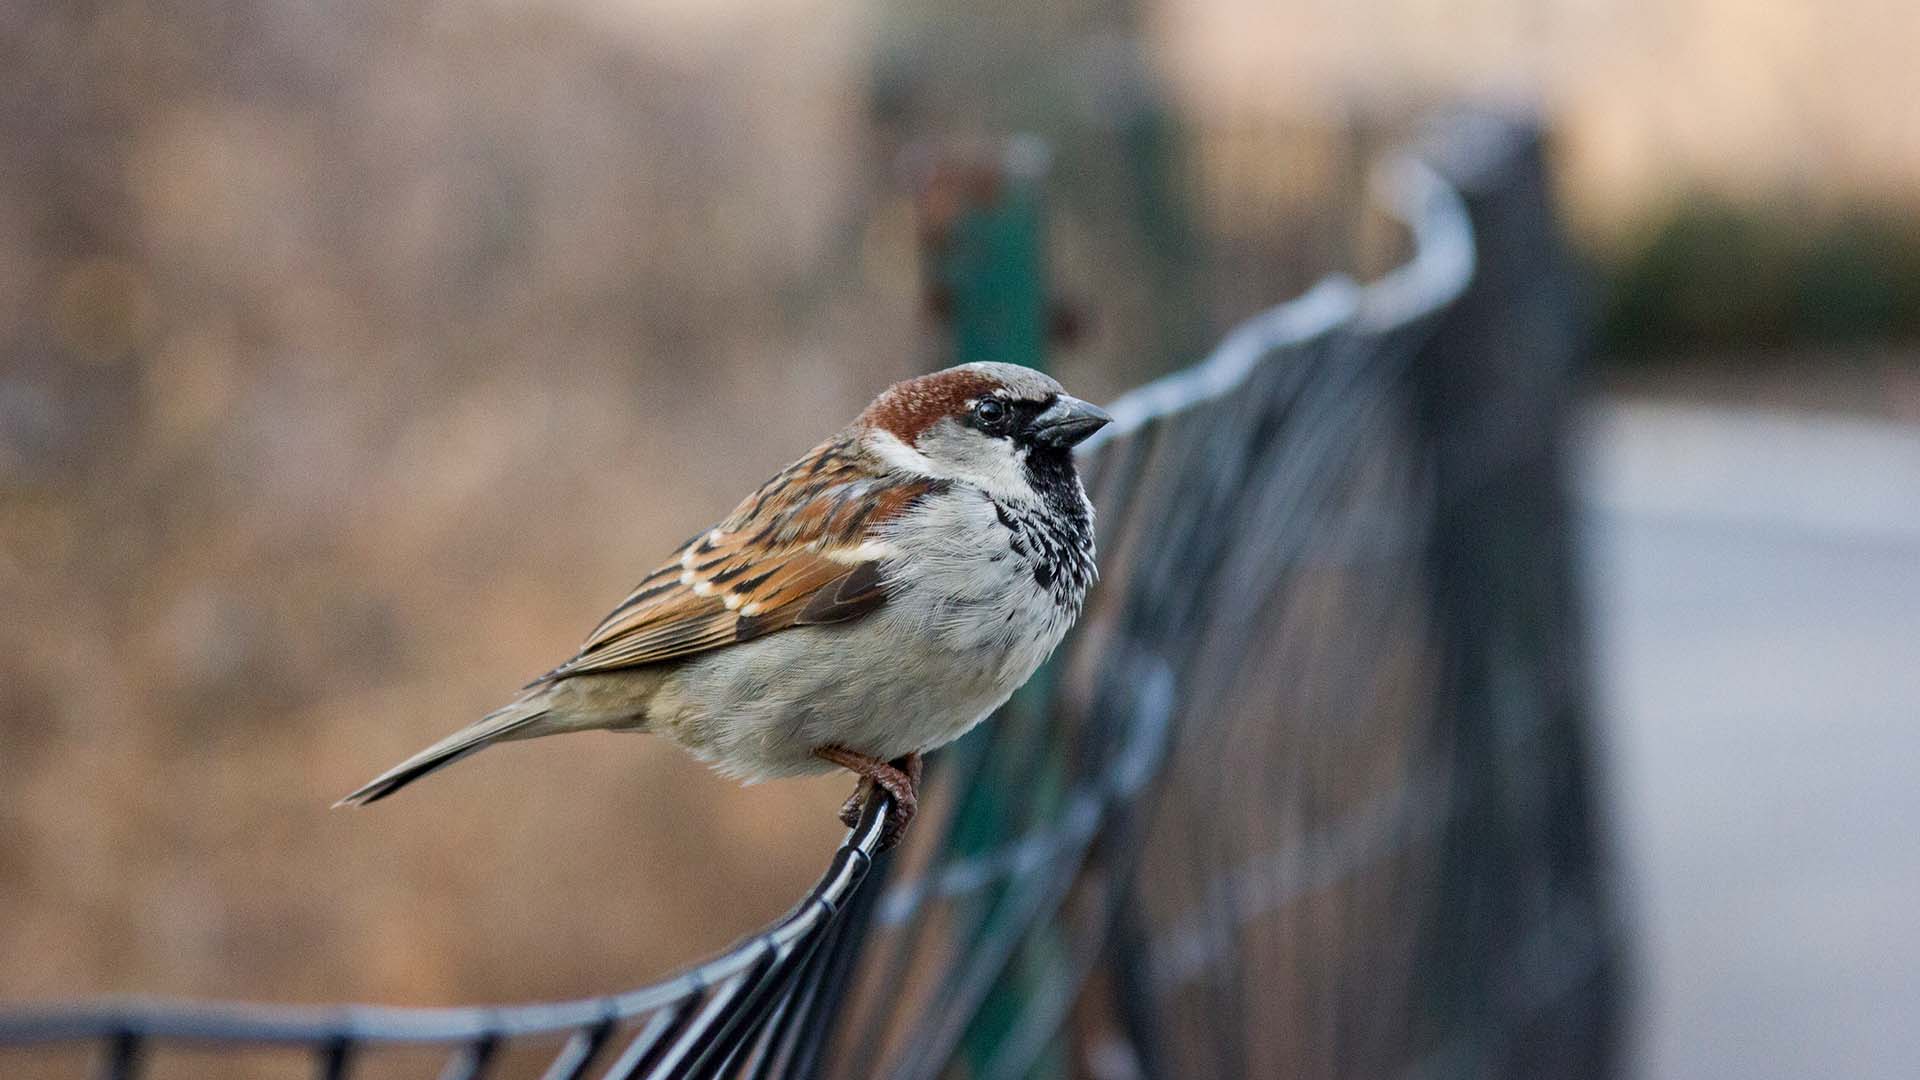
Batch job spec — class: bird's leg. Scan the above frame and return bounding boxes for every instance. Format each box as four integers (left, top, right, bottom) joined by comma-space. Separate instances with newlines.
814, 745, 919, 850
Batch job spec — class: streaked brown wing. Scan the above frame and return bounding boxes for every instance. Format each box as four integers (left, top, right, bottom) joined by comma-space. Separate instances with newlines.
542, 440, 941, 680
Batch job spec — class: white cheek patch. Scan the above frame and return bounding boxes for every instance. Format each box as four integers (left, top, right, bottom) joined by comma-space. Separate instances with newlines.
865, 429, 940, 476
866, 421, 1041, 503
1002, 448, 1040, 502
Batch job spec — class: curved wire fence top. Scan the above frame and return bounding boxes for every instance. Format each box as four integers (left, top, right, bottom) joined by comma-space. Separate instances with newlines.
1, 115, 1618, 1080
0, 804, 893, 1077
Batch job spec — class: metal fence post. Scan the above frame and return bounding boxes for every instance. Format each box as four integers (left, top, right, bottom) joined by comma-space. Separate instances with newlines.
909, 135, 1066, 1074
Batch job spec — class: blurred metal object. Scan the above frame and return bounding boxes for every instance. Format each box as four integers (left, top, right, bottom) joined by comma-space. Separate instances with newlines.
0, 114, 1619, 1080
866, 2, 1209, 387
903, 135, 1056, 367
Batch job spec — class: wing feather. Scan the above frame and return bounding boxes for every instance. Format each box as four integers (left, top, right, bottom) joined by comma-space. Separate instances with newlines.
542, 439, 942, 680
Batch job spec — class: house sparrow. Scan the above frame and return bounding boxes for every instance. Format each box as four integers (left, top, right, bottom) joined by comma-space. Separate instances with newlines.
338, 362, 1109, 849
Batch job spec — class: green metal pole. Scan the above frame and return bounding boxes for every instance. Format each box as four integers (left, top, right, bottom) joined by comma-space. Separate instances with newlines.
916, 136, 1052, 370
913, 136, 1068, 1077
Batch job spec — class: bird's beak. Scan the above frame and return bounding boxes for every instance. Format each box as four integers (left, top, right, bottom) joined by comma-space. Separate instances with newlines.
1030, 395, 1113, 448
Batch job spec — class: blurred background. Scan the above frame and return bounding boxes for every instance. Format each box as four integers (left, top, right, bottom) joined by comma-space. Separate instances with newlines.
1, 1, 1915, 1078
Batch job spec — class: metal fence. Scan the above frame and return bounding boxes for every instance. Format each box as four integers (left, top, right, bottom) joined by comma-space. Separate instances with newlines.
0, 115, 1620, 1080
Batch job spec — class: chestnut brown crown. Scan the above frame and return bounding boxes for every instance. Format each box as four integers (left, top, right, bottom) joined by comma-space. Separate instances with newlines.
857, 362, 1109, 451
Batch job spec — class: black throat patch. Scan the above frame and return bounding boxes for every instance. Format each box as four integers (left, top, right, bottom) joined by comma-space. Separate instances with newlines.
998, 447, 1096, 612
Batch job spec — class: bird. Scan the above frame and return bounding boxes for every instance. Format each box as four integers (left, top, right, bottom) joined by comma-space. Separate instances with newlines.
336, 362, 1110, 849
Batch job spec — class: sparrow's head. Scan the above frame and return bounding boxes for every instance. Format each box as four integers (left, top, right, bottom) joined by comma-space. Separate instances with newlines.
856, 362, 1111, 500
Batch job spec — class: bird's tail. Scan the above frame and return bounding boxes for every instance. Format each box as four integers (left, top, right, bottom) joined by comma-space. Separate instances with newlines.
334, 699, 551, 808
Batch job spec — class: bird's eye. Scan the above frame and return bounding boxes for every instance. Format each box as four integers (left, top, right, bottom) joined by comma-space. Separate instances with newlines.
973, 397, 1009, 430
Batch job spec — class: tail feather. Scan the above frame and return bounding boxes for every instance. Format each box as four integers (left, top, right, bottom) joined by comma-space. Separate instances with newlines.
334, 704, 550, 808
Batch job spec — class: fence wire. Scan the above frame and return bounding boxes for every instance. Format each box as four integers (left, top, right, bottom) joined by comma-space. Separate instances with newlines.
0, 115, 1619, 1080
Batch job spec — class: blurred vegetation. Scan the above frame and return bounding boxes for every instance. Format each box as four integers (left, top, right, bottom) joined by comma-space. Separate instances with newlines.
1601, 196, 1920, 359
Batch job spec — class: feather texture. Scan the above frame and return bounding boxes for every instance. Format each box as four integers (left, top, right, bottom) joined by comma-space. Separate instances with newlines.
541, 435, 945, 680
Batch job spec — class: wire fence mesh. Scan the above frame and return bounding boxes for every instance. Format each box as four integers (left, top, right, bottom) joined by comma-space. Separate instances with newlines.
0, 114, 1620, 1080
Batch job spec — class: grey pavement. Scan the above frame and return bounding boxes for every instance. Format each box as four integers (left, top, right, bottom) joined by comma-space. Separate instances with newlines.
1581, 402, 1920, 1080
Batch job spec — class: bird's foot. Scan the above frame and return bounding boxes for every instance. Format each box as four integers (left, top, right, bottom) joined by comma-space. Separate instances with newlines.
814, 747, 921, 851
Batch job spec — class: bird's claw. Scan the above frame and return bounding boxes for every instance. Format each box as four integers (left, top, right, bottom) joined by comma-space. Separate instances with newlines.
818, 747, 921, 851
839, 776, 916, 849
838, 780, 872, 829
